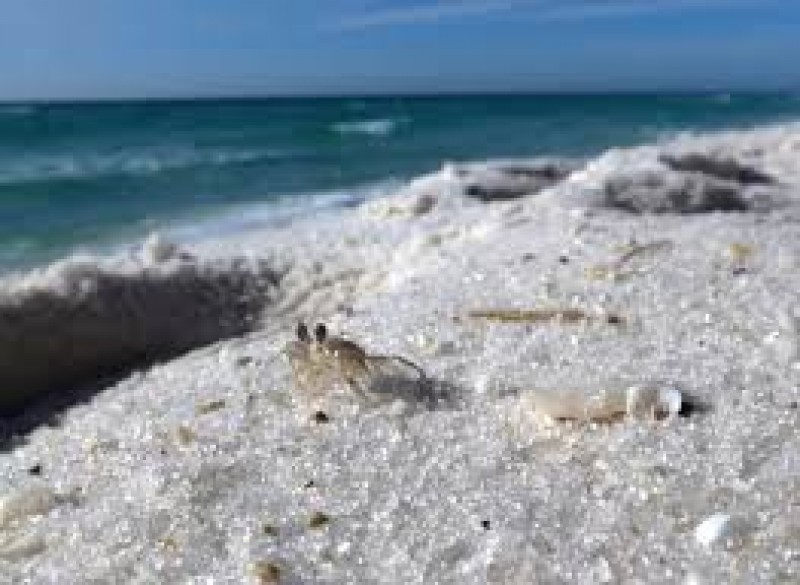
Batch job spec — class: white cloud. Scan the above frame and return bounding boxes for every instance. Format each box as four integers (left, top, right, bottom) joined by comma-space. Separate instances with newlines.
326, 0, 769, 31
538, 0, 767, 21
327, 0, 540, 31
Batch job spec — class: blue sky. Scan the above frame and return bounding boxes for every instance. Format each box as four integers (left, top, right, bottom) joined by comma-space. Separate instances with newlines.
0, 0, 798, 99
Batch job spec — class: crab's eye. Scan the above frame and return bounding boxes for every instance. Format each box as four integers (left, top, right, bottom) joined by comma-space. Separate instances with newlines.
297, 322, 310, 342
314, 323, 328, 343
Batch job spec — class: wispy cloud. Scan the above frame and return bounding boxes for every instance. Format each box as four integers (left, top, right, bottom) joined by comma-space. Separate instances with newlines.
327, 0, 540, 31
326, 0, 769, 31
538, 0, 768, 21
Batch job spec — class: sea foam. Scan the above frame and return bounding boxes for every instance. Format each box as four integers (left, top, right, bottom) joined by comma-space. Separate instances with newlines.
332, 117, 407, 136
0, 147, 292, 185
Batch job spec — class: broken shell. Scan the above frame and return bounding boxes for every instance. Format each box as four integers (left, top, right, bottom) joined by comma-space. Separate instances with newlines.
0, 487, 56, 529
694, 513, 750, 548
626, 384, 682, 420
695, 513, 731, 546
523, 382, 682, 422
522, 387, 619, 421
0, 531, 47, 561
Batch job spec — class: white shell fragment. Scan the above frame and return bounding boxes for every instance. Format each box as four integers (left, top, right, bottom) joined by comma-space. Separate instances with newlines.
0, 487, 55, 562
0, 531, 47, 561
523, 382, 682, 422
694, 513, 733, 547
0, 487, 57, 529
626, 384, 682, 420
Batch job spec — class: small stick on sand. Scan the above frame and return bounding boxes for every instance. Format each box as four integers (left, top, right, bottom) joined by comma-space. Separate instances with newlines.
467, 308, 624, 325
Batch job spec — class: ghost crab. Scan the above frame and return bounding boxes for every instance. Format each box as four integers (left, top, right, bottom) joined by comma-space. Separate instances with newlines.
284, 322, 427, 404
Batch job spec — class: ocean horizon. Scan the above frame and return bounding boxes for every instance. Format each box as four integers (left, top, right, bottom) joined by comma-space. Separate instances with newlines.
3, 92, 800, 271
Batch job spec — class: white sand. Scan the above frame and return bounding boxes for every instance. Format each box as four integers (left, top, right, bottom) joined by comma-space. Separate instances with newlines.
1, 124, 799, 583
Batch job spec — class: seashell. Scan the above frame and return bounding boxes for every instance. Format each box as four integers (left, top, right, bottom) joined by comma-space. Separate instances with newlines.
523, 382, 682, 422
693, 513, 749, 548
625, 384, 682, 420
0, 531, 46, 561
0, 487, 56, 529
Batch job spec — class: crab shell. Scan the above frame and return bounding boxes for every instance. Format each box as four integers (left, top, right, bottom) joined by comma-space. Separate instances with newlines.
282, 339, 330, 399
523, 383, 682, 422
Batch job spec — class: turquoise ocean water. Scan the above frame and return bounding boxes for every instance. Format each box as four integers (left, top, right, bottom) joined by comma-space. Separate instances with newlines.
2, 93, 799, 270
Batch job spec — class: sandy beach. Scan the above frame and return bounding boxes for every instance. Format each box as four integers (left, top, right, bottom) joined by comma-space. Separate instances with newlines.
1, 123, 799, 583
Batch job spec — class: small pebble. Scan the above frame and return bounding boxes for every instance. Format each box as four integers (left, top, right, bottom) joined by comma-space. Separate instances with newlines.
251, 560, 281, 584
727, 242, 754, 262
196, 399, 227, 415
308, 512, 330, 529
175, 425, 197, 445
158, 536, 179, 552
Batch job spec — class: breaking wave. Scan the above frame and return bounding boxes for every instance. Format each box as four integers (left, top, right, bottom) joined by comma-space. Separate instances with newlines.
331, 117, 408, 136
0, 147, 299, 185
167, 180, 401, 243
